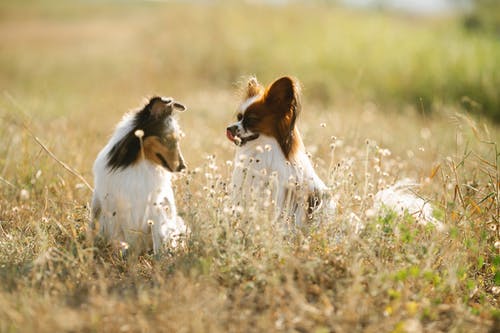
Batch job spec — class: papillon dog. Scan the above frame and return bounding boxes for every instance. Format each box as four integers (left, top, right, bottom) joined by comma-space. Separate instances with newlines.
91, 96, 188, 254
226, 76, 332, 226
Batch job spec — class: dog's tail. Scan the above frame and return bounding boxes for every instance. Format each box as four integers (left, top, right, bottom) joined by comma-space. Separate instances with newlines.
373, 178, 444, 230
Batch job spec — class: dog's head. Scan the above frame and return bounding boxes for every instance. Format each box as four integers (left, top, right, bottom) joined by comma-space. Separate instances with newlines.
226, 76, 301, 159
107, 97, 188, 172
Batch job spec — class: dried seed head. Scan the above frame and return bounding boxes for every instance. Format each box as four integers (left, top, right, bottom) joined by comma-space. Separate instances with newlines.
134, 129, 144, 138
19, 189, 30, 201
378, 148, 391, 157
420, 127, 432, 140
365, 208, 376, 218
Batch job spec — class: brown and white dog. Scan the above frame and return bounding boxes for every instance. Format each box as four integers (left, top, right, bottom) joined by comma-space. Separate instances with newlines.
226, 76, 445, 231
226, 76, 333, 226
91, 97, 188, 254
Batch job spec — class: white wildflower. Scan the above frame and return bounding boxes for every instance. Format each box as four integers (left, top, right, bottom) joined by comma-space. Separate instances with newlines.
365, 208, 376, 218
134, 129, 144, 138
19, 189, 30, 201
420, 127, 432, 140
378, 148, 391, 157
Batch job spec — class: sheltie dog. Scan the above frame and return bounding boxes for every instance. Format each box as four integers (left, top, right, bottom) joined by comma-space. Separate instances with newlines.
91, 96, 188, 254
226, 76, 333, 226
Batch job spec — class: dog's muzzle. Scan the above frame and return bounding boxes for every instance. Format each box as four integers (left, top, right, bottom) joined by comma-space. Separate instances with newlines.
226, 126, 259, 146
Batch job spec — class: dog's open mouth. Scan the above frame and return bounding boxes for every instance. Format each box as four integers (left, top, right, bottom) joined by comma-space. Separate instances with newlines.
226, 129, 238, 144
226, 130, 259, 146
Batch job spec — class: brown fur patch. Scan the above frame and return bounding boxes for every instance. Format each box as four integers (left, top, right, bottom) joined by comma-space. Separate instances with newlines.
141, 136, 180, 171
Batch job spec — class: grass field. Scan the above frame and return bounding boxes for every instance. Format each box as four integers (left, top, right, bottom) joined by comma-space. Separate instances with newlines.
0, 1, 499, 332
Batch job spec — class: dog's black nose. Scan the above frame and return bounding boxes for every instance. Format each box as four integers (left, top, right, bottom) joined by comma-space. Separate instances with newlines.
176, 162, 186, 172
176, 153, 187, 172
226, 125, 239, 143
226, 125, 238, 136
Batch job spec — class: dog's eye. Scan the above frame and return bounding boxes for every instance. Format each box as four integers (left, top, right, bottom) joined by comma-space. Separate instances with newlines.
244, 116, 258, 127
237, 113, 243, 121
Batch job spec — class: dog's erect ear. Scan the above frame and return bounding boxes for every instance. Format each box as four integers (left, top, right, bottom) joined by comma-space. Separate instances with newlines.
264, 77, 300, 112
149, 96, 174, 117
265, 77, 301, 126
246, 77, 263, 99
160, 96, 173, 104
173, 101, 187, 112
149, 97, 187, 117
265, 77, 302, 159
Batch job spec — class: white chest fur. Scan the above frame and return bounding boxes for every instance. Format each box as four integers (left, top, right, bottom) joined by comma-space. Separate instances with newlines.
230, 135, 327, 226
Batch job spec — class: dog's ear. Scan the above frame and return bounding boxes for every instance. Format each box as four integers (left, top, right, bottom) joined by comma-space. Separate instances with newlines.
149, 96, 174, 117
264, 77, 300, 112
265, 76, 301, 122
173, 101, 187, 112
265, 77, 302, 158
246, 76, 263, 99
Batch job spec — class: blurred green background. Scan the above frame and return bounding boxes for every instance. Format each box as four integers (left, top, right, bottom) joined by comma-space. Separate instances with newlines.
0, 0, 499, 120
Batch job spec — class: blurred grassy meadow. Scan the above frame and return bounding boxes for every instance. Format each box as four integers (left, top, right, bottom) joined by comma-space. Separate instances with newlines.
1, 1, 500, 332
